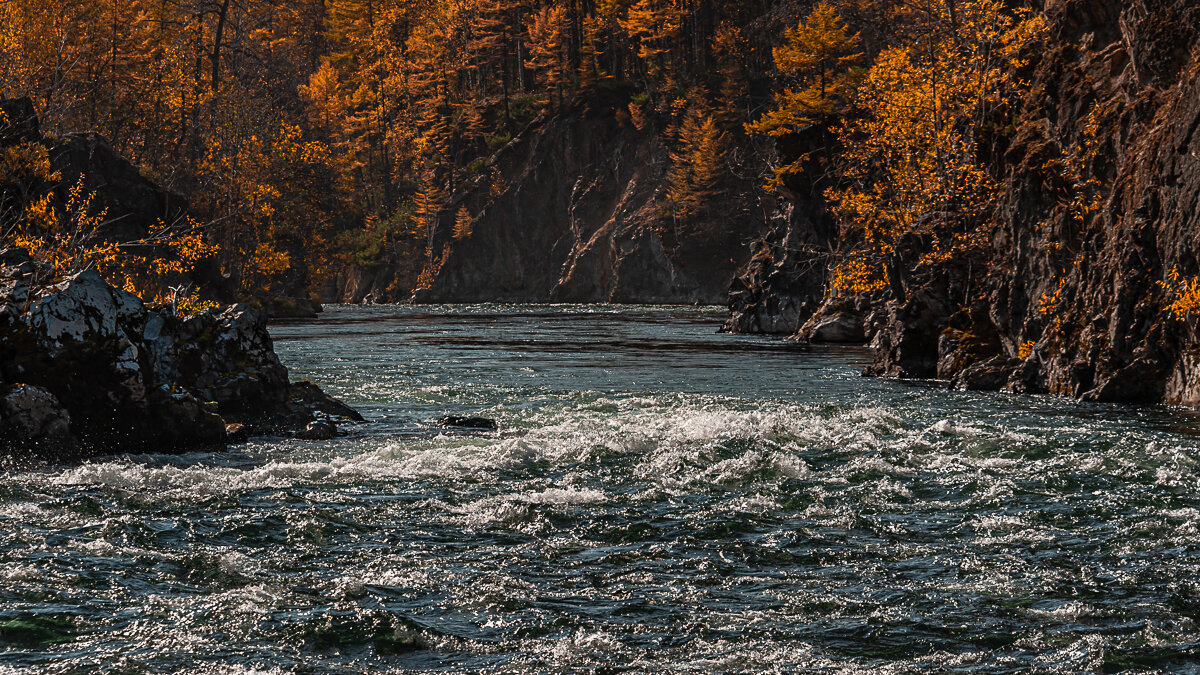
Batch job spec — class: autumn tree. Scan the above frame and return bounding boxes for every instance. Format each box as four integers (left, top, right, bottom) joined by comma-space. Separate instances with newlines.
747, 2, 863, 189
4, 0, 939, 304
620, 0, 684, 91
668, 102, 727, 218
826, 0, 1046, 299
525, 4, 570, 109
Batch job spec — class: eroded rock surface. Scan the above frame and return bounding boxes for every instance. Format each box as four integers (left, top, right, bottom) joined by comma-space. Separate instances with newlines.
344, 90, 763, 305
875, 0, 1200, 405
726, 0, 1200, 407
724, 126, 839, 335
0, 250, 360, 462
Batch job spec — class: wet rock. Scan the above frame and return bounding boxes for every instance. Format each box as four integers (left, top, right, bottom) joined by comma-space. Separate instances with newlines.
289, 381, 364, 422
225, 423, 249, 444
953, 356, 1019, 392
164, 303, 291, 416
1003, 358, 1048, 396
865, 291, 951, 379
802, 311, 866, 344
296, 419, 337, 441
1082, 357, 1167, 404
1165, 350, 1200, 406
0, 385, 74, 457
437, 415, 499, 430
149, 390, 227, 449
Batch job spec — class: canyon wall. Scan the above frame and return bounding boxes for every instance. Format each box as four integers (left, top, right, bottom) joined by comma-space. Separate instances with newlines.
728, 0, 1200, 406
335, 91, 765, 305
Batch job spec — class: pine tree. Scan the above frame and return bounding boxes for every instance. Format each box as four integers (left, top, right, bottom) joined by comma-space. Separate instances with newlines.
525, 4, 569, 109
668, 103, 726, 217
747, 2, 863, 138
746, 2, 864, 190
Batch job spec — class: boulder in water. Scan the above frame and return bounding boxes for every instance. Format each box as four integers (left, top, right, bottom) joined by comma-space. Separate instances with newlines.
0, 385, 74, 457
436, 415, 499, 431
224, 423, 249, 444
296, 419, 338, 441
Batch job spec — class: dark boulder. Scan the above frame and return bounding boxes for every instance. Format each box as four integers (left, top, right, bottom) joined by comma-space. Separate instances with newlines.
953, 356, 1019, 392
225, 423, 249, 444
47, 132, 188, 244
437, 416, 499, 431
0, 385, 74, 457
802, 311, 866, 344
865, 291, 951, 379
289, 381, 364, 422
296, 419, 338, 441
0, 98, 39, 146
0, 249, 360, 462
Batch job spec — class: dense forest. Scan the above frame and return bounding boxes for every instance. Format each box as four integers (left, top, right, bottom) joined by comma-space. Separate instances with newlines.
0, 0, 1045, 302
1, 0, 830, 305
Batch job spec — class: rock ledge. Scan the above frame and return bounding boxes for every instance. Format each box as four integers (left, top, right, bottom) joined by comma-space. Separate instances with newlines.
0, 250, 361, 463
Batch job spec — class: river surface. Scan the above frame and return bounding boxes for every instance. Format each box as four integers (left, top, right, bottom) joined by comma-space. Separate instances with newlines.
3, 305, 1200, 673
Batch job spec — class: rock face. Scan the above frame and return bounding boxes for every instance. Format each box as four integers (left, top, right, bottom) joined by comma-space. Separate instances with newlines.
0, 250, 361, 462
723, 126, 840, 335
402, 91, 762, 305
802, 311, 866, 344
875, 0, 1200, 405
2, 97, 189, 246
48, 132, 189, 244
727, 0, 1200, 407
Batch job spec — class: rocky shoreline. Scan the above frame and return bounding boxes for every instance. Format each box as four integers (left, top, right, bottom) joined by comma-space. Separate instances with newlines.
0, 249, 360, 464
725, 0, 1200, 408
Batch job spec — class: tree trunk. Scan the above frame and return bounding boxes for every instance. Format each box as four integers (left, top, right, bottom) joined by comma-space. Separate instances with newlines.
211, 0, 232, 94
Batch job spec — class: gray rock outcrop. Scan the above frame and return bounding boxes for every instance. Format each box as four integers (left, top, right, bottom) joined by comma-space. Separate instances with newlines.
0, 250, 360, 462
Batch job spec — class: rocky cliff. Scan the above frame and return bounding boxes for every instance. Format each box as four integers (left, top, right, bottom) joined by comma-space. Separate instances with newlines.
723, 125, 839, 335
359, 91, 766, 305
882, 0, 1200, 405
728, 0, 1200, 407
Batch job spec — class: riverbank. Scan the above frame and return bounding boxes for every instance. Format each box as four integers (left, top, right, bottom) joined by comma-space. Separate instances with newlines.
726, 0, 1200, 408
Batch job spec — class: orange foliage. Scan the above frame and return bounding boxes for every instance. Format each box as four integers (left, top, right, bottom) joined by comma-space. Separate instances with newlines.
1160, 267, 1200, 322
824, 0, 1045, 299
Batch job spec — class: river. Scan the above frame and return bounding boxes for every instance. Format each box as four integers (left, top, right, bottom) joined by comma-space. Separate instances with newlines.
2, 305, 1200, 673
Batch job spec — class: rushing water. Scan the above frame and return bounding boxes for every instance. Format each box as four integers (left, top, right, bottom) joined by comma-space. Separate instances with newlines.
3, 305, 1200, 673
